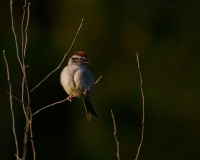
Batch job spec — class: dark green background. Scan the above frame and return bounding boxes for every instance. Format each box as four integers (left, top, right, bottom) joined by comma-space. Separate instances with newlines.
1, 0, 200, 159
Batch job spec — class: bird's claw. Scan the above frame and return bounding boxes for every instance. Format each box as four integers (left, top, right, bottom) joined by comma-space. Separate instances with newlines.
67, 95, 73, 102
83, 90, 87, 96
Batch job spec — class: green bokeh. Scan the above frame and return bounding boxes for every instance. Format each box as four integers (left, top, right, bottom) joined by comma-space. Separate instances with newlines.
1, 0, 200, 159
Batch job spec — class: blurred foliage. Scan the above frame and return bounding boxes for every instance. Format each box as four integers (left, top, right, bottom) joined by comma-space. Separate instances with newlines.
1, 0, 200, 159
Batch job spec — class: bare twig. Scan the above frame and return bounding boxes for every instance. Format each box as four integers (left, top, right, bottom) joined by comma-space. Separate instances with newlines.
21, 111, 29, 160
23, 2, 30, 58
29, 115, 36, 160
10, 0, 23, 69
7, 89, 31, 160
30, 18, 84, 93
10, 0, 30, 123
3, 50, 19, 160
135, 52, 145, 160
33, 98, 68, 116
15, 154, 22, 160
21, 0, 27, 58
111, 110, 120, 160
7, 92, 29, 106
21, 3, 36, 160
22, 107, 36, 160
94, 75, 102, 85
89, 75, 102, 89
21, 0, 30, 122
20, 86, 30, 122
10, 0, 31, 159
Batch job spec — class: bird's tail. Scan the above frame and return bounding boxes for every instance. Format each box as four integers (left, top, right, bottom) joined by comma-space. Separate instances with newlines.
82, 99, 99, 121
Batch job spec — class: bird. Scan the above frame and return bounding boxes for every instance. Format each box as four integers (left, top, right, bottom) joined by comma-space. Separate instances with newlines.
60, 51, 99, 121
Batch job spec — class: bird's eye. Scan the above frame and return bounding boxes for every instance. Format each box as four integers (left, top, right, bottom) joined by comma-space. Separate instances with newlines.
72, 58, 83, 63
72, 58, 77, 60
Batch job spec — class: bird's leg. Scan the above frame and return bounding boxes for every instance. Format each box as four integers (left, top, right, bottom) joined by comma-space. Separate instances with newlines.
67, 95, 73, 102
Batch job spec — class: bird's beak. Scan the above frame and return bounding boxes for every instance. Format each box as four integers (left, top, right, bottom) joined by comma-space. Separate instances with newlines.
83, 58, 90, 64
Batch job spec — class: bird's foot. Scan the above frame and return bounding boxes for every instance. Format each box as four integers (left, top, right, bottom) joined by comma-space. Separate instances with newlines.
83, 90, 87, 96
67, 95, 73, 102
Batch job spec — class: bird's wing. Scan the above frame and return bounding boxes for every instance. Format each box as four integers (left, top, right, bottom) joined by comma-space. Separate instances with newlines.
74, 67, 94, 93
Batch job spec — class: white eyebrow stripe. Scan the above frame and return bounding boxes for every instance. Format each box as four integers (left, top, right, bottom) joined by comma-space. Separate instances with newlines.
72, 55, 83, 58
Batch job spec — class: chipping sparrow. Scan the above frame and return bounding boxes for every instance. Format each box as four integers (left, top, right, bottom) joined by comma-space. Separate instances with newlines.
60, 51, 99, 121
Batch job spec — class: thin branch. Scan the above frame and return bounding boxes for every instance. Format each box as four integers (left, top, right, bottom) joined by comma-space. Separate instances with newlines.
10, 0, 23, 69
21, 73, 30, 123
23, 2, 30, 57
10, 0, 31, 159
30, 18, 84, 93
135, 52, 145, 160
21, 0, 27, 58
90, 75, 102, 89
7, 92, 29, 106
33, 98, 68, 116
10, 0, 30, 122
21, 1, 30, 122
94, 75, 102, 85
111, 110, 120, 160
20, 3, 30, 123
29, 111, 36, 160
3, 50, 19, 160
22, 109, 30, 160
15, 154, 22, 160
21, 111, 35, 160
21, 3, 36, 160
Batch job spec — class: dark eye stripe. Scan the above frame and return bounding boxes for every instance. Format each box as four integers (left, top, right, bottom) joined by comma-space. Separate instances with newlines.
72, 58, 83, 63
